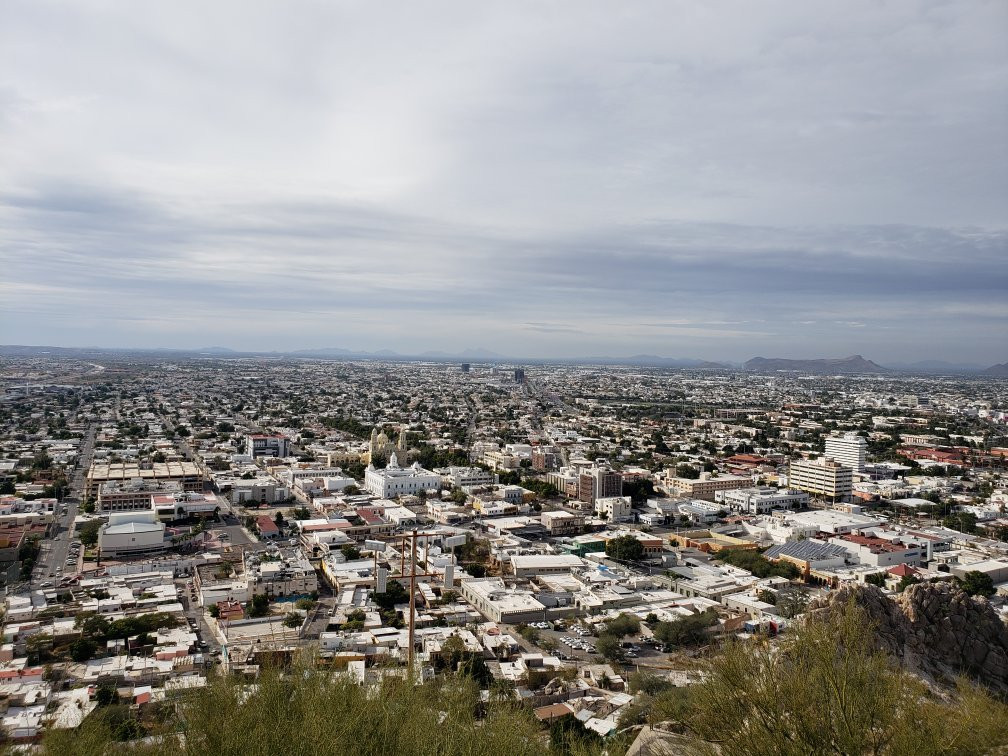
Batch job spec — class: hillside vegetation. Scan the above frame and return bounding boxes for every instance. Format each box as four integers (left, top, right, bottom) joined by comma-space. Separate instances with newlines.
37, 600, 1008, 756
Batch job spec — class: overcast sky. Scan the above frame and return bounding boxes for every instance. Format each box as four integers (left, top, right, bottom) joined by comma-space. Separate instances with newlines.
1, 1, 1006, 363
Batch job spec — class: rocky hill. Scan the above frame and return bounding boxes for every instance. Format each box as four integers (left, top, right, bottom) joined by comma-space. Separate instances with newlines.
744, 355, 887, 373
809, 581, 1008, 695
983, 363, 1008, 377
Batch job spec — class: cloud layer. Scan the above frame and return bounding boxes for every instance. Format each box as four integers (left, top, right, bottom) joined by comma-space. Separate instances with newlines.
1, 1, 1006, 361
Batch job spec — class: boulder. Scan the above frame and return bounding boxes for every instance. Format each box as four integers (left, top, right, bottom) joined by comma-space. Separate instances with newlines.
808, 581, 1008, 695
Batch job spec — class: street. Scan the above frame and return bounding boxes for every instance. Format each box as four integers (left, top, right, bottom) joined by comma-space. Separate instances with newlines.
33, 422, 96, 584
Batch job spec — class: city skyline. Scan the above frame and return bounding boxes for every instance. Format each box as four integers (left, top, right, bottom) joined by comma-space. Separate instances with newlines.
1, 1, 1006, 361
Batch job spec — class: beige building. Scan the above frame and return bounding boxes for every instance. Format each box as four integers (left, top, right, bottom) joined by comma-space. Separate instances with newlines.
86, 461, 205, 500
668, 473, 751, 501
541, 510, 585, 535
97, 479, 182, 513
787, 457, 853, 502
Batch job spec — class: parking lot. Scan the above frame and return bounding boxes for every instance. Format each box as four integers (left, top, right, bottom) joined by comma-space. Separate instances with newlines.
515, 619, 676, 670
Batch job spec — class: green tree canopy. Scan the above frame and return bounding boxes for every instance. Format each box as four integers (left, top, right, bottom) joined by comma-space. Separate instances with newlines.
605, 535, 644, 561
958, 570, 995, 598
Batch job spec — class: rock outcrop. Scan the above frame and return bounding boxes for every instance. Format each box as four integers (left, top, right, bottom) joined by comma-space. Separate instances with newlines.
809, 581, 1008, 695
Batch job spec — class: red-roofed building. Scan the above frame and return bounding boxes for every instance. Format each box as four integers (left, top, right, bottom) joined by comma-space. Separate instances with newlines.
215, 600, 245, 622
256, 515, 280, 539
898, 448, 965, 467
887, 563, 921, 578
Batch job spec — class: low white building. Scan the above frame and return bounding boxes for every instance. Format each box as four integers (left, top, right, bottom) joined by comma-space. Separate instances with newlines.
716, 487, 808, 514
438, 466, 496, 489
459, 578, 547, 624
510, 553, 585, 577
99, 510, 167, 558
364, 454, 440, 498
595, 496, 632, 523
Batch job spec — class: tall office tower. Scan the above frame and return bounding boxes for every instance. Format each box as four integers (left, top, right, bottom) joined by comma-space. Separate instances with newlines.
824, 433, 867, 472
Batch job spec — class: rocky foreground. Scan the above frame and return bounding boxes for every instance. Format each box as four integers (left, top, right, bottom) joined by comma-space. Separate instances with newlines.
810, 581, 1008, 696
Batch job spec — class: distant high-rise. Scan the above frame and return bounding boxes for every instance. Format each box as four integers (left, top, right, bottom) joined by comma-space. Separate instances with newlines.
578, 466, 622, 504
460, 363, 470, 373
513, 368, 525, 384
824, 433, 866, 472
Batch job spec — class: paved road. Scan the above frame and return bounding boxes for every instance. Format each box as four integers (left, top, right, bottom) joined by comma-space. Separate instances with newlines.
175, 578, 223, 654
34, 422, 96, 583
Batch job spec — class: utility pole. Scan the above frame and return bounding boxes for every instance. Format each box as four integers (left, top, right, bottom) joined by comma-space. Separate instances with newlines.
407, 529, 418, 669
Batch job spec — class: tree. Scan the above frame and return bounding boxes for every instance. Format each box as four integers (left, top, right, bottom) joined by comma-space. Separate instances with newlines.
79, 520, 101, 548
675, 464, 700, 479
604, 613, 641, 638
596, 633, 625, 664
340, 543, 361, 561
717, 547, 799, 579
374, 579, 408, 612
605, 535, 644, 562
94, 683, 119, 707
756, 589, 777, 605
208, 605, 220, 619
273, 511, 285, 526
653, 609, 718, 650
517, 624, 539, 644
958, 570, 995, 598
622, 478, 656, 505
775, 586, 811, 619
549, 714, 602, 756
943, 510, 978, 534
865, 571, 888, 588
283, 613, 302, 628
247, 594, 269, 618
69, 637, 97, 662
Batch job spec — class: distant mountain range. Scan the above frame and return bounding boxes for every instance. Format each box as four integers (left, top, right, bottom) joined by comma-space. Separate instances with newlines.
1, 344, 1006, 376
883, 360, 988, 374
744, 355, 889, 373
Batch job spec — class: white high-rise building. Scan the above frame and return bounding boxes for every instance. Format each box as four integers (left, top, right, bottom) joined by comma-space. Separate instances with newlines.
824, 433, 867, 472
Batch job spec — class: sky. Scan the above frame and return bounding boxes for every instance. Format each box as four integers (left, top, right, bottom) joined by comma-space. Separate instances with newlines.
1, 0, 1006, 364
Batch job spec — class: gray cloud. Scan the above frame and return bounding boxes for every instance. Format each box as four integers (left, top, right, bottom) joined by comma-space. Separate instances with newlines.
0, 1, 1005, 362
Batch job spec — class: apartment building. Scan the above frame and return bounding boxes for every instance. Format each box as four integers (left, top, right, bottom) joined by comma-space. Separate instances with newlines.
667, 472, 751, 502
787, 458, 853, 502
438, 466, 496, 489
541, 510, 585, 535
578, 466, 622, 504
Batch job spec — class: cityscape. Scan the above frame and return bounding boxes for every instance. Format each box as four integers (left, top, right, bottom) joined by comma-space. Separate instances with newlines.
0, 351, 1006, 751
1, 1, 1007, 754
